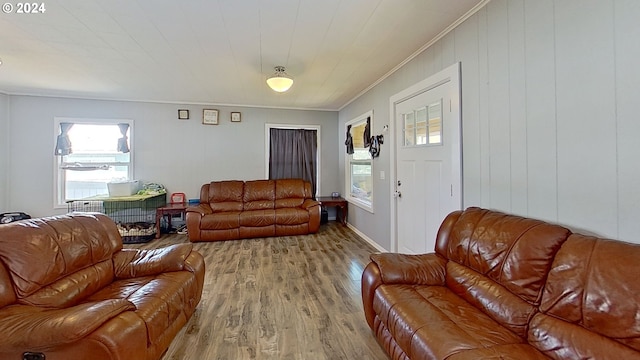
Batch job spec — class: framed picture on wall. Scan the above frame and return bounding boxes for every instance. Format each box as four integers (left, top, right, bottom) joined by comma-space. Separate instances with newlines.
178, 109, 189, 120
203, 109, 219, 125
231, 112, 241, 122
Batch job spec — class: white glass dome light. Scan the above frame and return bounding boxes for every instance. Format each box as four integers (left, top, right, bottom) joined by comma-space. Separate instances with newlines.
266, 66, 293, 92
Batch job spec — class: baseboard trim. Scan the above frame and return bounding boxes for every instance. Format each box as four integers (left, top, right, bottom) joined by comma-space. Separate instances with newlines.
346, 223, 388, 252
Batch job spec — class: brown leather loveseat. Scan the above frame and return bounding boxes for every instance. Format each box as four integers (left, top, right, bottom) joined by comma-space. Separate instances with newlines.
0, 213, 205, 360
362, 207, 640, 359
186, 179, 321, 242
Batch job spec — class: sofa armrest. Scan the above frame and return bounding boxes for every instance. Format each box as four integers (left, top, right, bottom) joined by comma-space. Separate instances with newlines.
0, 299, 135, 350
370, 252, 447, 285
361, 253, 446, 328
113, 243, 194, 279
186, 205, 211, 242
302, 199, 321, 233
302, 199, 321, 210
185, 203, 213, 216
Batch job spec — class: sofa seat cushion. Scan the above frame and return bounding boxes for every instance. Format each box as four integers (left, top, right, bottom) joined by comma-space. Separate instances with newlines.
446, 344, 549, 360
373, 284, 523, 359
0, 299, 136, 350
275, 208, 309, 225
239, 210, 275, 227
201, 212, 240, 230
87, 271, 198, 345
446, 261, 537, 338
528, 313, 640, 360
239, 210, 276, 238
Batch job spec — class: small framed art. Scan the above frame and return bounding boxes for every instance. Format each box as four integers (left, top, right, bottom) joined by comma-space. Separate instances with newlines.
231, 112, 241, 122
203, 109, 219, 125
178, 109, 189, 120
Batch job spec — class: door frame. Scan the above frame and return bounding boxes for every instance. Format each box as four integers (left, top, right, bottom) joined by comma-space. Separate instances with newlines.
388, 62, 462, 252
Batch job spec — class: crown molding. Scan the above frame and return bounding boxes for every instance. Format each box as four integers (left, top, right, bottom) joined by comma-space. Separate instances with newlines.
339, 0, 491, 111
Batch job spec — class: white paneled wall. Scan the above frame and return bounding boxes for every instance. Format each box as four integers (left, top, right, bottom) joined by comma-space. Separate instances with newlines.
0, 94, 8, 212
341, 0, 640, 248
555, 0, 617, 236
615, 0, 640, 241
522, 0, 558, 221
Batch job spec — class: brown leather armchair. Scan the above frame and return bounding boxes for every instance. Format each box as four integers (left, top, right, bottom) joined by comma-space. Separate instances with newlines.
362, 207, 640, 359
186, 179, 321, 241
0, 213, 205, 360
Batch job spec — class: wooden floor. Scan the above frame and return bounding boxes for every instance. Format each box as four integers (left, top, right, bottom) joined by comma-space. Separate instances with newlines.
127, 222, 389, 360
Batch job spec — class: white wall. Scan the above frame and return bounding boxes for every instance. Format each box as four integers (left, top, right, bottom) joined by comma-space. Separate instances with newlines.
0, 93, 8, 212
340, 0, 640, 249
7, 95, 338, 217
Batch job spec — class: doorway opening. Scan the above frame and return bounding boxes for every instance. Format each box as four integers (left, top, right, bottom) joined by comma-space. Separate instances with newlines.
265, 124, 321, 197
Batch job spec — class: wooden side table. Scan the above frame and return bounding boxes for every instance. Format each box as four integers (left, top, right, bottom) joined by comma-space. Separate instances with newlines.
155, 203, 187, 238
317, 196, 348, 226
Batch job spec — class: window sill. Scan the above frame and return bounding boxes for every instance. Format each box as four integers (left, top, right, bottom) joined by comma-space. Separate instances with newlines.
346, 197, 374, 214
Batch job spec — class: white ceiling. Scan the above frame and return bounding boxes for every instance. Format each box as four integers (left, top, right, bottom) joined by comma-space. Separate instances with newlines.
0, 0, 484, 110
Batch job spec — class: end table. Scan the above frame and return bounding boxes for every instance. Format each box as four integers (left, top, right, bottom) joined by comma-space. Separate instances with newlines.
317, 196, 348, 226
155, 203, 187, 238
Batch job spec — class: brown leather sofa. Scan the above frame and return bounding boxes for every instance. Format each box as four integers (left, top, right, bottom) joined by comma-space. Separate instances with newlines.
0, 213, 205, 360
186, 179, 321, 242
362, 207, 640, 360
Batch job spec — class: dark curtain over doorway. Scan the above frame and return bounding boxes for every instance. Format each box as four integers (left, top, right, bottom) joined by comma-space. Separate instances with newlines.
269, 128, 318, 197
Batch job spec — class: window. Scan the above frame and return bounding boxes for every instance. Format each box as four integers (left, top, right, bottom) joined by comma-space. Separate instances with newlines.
345, 111, 373, 212
54, 119, 133, 206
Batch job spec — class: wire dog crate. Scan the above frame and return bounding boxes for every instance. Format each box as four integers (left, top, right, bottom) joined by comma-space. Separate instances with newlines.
67, 192, 166, 243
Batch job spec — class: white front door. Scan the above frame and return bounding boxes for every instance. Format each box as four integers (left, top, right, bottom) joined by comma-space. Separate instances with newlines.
391, 63, 461, 254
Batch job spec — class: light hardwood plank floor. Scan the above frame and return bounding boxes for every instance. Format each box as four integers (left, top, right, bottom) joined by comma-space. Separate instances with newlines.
127, 222, 389, 360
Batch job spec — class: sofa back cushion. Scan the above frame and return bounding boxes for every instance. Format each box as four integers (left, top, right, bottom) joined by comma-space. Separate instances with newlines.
440, 207, 570, 337
244, 180, 275, 210
207, 181, 244, 212
0, 213, 122, 308
533, 234, 640, 354
274, 179, 308, 208
443, 207, 570, 304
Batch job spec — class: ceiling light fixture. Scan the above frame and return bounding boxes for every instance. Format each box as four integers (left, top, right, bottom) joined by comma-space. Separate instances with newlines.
266, 66, 293, 92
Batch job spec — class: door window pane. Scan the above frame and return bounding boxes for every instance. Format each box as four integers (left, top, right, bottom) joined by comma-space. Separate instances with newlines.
403, 112, 415, 146
402, 99, 443, 146
428, 101, 442, 144
415, 107, 428, 145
